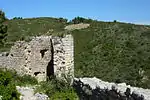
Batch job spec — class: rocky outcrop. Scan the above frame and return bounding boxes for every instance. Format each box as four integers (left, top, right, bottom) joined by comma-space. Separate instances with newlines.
74, 77, 150, 100
64, 23, 90, 30
0, 35, 74, 82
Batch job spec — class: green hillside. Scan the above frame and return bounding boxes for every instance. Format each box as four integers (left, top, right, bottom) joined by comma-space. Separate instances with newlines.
1, 17, 150, 88
72, 21, 150, 88
0, 17, 68, 52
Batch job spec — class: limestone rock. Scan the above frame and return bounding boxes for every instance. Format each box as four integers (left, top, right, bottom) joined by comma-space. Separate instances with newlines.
64, 23, 90, 30
74, 77, 150, 100
16, 86, 49, 100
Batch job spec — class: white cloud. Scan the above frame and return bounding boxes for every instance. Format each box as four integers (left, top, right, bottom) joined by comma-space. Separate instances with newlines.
133, 22, 150, 25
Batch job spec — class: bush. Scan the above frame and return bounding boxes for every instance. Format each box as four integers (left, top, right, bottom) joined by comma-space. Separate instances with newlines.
4, 69, 38, 86
113, 20, 117, 23
13, 17, 23, 20
50, 89, 78, 100
58, 17, 68, 23
13, 74, 38, 86
70, 16, 94, 24
0, 69, 20, 100
71, 16, 85, 24
35, 78, 79, 99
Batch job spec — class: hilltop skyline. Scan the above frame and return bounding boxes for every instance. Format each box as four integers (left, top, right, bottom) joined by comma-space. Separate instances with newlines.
1, 0, 150, 25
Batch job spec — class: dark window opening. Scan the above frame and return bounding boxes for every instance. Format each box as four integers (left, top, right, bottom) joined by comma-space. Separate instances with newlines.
28, 50, 31, 53
6, 53, 9, 56
62, 61, 65, 64
40, 49, 48, 58
34, 72, 41, 76
11, 54, 13, 57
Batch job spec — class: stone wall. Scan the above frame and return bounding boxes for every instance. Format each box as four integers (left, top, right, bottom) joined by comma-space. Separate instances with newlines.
52, 35, 74, 79
0, 35, 74, 82
74, 77, 150, 100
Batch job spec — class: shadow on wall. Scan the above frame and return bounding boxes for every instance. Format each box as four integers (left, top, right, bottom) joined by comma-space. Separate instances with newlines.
73, 80, 144, 100
46, 39, 54, 79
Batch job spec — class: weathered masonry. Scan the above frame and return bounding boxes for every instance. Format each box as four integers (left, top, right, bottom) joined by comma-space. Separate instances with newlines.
0, 35, 74, 82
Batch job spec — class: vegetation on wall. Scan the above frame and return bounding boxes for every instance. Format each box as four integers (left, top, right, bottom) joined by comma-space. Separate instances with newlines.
35, 78, 78, 100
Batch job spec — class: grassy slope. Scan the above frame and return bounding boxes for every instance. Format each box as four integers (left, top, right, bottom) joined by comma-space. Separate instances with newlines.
1, 17, 150, 88
72, 21, 150, 88
0, 17, 67, 52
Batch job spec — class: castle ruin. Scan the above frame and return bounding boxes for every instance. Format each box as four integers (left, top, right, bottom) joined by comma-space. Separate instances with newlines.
0, 35, 74, 82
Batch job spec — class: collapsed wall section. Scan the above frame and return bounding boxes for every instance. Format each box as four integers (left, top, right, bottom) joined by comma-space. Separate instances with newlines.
0, 36, 52, 81
74, 77, 149, 100
0, 35, 74, 81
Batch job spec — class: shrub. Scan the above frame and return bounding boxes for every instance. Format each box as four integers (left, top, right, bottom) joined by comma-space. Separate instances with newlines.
113, 20, 117, 23
58, 17, 68, 23
0, 68, 38, 86
50, 89, 79, 100
4, 69, 38, 86
0, 69, 20, 100
70, 16, 94, 24
35, 78, 79, 99
13, 74, 38, 86
71, 16, 85, 24
13, 17, 23, 20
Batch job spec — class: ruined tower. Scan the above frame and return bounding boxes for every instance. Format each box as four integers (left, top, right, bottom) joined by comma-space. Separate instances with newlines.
0, 35, 74, 82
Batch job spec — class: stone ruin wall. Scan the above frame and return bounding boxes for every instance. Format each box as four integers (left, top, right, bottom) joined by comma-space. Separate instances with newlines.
52, 35, 74, 79
0, 35, 74, 82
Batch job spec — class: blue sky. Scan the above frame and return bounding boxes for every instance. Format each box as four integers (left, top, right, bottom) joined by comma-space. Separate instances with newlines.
1, 0, 150, 24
